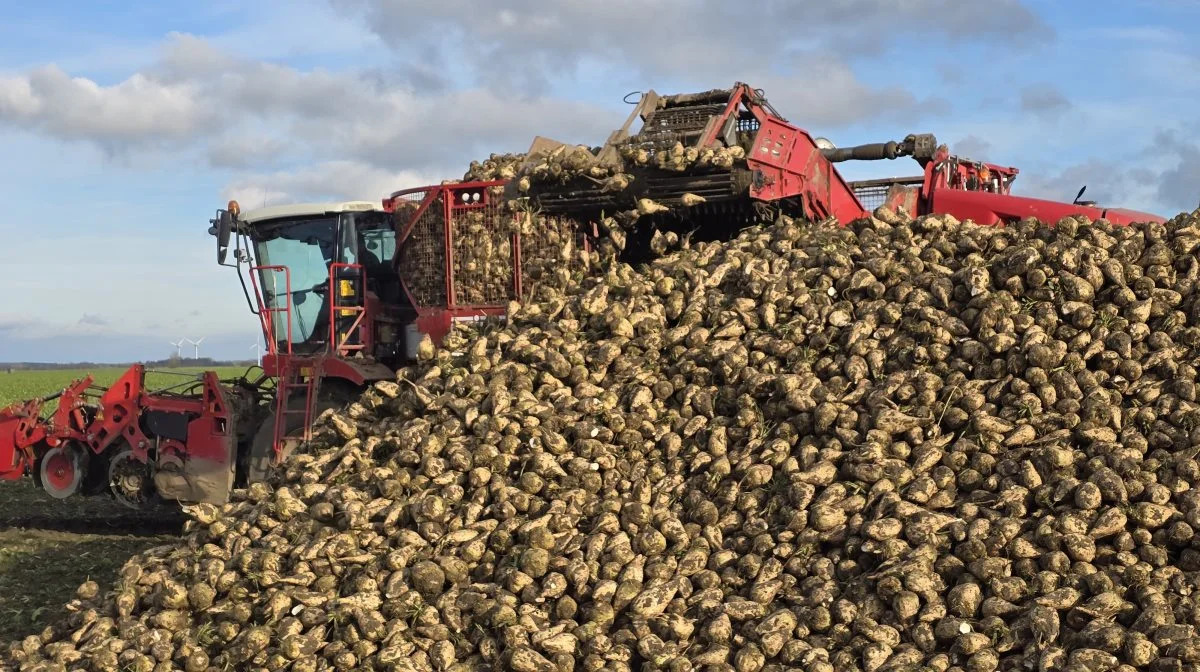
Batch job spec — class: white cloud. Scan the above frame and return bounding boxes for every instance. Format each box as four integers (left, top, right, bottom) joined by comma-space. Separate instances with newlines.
207, 134, 290, 169
220, 160, 441, 206
0, 0, 1051, 182
0, 32, 624, 191
1150, 130, 1200, 211
333, 0, 1051, 94
0, 64, 216, 147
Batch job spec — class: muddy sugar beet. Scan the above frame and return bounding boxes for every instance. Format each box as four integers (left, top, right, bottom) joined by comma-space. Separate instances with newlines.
12, 206, 1200, 672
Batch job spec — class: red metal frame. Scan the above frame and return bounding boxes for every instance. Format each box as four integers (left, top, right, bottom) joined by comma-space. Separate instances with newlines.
909, 145, 1164, 226
630, 83, 1165, 227
259, 353, 391, 386
249, 264, 294, 356
329, 262, 368, 357
0, 376, 93, 480
262, 258, 376, 458
385, 181, 599, 347
243, 260, 320, 457
0, 366, 235, 498
927, 188, 1166, 227
388, 181, 519, 311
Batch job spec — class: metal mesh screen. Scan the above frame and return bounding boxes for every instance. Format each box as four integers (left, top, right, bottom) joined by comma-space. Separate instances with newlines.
449, 186, 515, 306
394, 186, 595, 309
635, 103, 728, 149
395, 190, 448, 307
853, 184, 891, 211
850, 177, 924, 212
518, 213, 588, 297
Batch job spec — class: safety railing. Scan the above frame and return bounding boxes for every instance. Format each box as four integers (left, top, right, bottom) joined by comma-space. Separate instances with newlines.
328, 262, 367, 357
248, 265, 293, 356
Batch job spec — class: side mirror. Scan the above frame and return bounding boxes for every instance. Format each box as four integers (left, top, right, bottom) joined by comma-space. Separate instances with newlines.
216, 210, 234, 265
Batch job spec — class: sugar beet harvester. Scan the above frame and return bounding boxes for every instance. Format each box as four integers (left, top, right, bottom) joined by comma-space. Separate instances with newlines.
0, 81, 1165, 510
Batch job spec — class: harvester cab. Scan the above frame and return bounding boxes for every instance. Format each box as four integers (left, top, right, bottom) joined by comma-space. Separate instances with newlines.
209, 200, 402, 476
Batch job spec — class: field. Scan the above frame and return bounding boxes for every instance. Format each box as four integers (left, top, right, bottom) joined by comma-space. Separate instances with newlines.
0, 366, 250, 643
0, 365, 253, 407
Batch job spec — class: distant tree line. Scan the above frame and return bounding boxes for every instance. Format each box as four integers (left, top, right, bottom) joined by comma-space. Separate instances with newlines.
1, 358, 258, 371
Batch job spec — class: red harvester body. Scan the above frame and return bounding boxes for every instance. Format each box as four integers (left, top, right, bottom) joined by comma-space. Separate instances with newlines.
0, 365, 262, 507
512, 82, 1164, 233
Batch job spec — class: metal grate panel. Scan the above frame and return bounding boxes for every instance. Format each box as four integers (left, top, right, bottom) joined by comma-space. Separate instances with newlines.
395, 190, 448, 307
635, 103, 728, 147
849, 177, 924, 212
449, 186, 515, 307
853, 184, 891, 211
518, 214, 589, 297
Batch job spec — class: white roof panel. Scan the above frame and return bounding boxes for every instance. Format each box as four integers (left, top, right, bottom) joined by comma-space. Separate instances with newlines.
237, 201, 383, 224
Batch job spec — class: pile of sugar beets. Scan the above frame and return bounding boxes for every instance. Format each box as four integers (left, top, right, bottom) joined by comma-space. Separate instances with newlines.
12, 204, 1200, 672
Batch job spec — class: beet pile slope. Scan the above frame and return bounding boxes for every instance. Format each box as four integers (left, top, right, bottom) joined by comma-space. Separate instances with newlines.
11, 207, 1200, 672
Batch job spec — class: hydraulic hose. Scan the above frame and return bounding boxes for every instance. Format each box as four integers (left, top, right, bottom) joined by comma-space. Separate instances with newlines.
821, 142, 905, 163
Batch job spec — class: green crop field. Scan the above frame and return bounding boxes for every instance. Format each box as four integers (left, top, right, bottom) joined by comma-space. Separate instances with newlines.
0, 366, 254, 407
0, 365, 255, 642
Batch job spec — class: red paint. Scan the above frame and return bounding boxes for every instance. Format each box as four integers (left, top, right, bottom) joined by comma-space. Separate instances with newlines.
386, 180, 594, 352
929, 188, 1166, 227
584, 83, 1169, 227
329, 262, 369, 356
0, 365, 236, 499
249, 265, 294, 356
863, 138, 1164, 226
41, 450, 76, 493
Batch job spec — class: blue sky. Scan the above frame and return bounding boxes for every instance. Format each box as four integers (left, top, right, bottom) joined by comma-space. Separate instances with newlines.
1, 0, 1198, 363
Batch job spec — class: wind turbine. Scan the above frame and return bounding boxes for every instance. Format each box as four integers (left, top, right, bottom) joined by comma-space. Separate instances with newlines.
170, 339, 185, 358
185, 337, 205, 359
250, 338, 263, 365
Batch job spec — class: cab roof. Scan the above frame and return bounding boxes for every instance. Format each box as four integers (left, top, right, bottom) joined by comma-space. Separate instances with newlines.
236, 201, 383, 224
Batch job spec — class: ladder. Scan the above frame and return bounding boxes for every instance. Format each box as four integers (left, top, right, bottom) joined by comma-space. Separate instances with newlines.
271, 358, 322, 462
329, 262, 368, 358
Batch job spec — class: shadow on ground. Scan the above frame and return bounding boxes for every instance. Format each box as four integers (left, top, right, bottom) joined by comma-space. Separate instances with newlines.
0, 529, 174, 642
0, 481, 183, 643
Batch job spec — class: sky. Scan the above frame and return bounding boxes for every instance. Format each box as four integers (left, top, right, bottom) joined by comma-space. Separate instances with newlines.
1, 0, 1198, 363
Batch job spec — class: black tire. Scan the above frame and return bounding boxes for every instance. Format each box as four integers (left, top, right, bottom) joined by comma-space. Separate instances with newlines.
245, 399, 343, 484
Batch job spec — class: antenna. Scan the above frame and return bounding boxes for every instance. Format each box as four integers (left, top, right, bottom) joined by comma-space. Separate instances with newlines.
184, 337, 205, 359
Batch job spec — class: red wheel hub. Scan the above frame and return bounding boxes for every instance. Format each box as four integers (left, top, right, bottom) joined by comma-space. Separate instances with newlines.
39, 446, 82, 498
